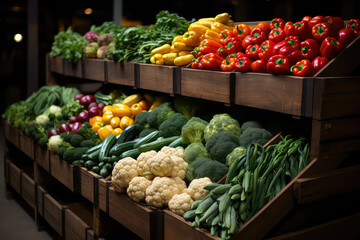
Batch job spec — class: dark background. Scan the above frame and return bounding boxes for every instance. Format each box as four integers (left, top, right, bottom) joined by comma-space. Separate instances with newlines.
0, 0, 359, 112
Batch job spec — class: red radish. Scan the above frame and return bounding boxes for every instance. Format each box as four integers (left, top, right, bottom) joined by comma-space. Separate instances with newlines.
79, 95, 96, 107
48, 129, 59, 138
88, 102, 98, 110
71, 122, 83, 134
88, 106, 102, 118
69, 123, 74, 129
59, 123, 71, 133
74, 93, 84, 101
77, 111, 89, 122
69, 116, 77, 123
97, 102, 105, 110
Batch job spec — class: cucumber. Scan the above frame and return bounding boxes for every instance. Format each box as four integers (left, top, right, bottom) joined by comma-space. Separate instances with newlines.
86, 143, 102, 155
120, 149, 141, 159
81, 154, 89, 161
88, 149, 100, 161
111, 155, 122, 162
98, 162, 105, 168
85, 160, 98, 170
183, 209, 196, 221
115, 125, 136, 144
133, 130, 160, 148
168, 136, 183, 148
100, 165, 111, 178
91, 166, 100, 174
105, 163, 113, 172
109, 140, 138, 156
99, 134, 117, 161
72, 160, 84, 166
137, 136, 180, 152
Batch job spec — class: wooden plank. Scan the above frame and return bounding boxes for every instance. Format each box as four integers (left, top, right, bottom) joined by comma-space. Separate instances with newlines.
164, 210, 221, 240
106, 61, 135, 86
44, 193, 63, 236
86, 229, 96, 240
19, 132, 34, 159
49, 56, 64, 74
98, 178, 108, 213
63, 59, 83, 78
4, 120, 19, 147
108, 186, 153, 240
312, 137, 360, 157
315, 35, 360, 77
266, 212, 360, 240
235, 73, 307, 116
312, 77, 360, 120
64, 208, 89, 240
80, 167, 97, 203
301, 154, 346, 178
37, 185, 46, 216
294, 166, 360, 204
181, 68, 234, 104
21, 172, 36, 208
49, 152, 74, 191
83, 59, 106, 81
35, 145, 50, 172
8, 161, 21, 194
138, 63, 177, 94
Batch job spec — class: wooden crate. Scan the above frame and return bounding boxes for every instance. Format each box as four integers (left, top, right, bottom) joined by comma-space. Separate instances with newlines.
4, 120, 19, 147
79, 167, 99, 203
235, 73, 313, 117
49, 152, 75, 191
49, 56, 64, 74
107, 186, 155, 240
137, 63, 180, 94
64, 59, 83, 78
64, 208, 90, 240
43, 193, 64, 236
37, 185, 46, 217
83, 59, 106, 81
98, 178, 108, 213
8, 161, 22, 194
21, 172, 36, 209
106, 61, 136, 86
35, 145, 50, 172
181, 68, 235, 104
19, 132, 34, 159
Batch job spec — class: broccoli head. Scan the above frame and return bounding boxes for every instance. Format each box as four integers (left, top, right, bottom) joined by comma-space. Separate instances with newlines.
186, 158, 228, 183
70, 134, 85, 147
147, 102, 174, 129
204, 113, 241, 142
73, 147, 90, 160
80, 140, 96, 148
181, 117, 208, 145
226, 146, 246, 167
174, 96, 202, 120
38, 137, 48, 148
60, 132, 74, 143
159, 113, 188, 138
184, 142, 210, 164
241, 120, 262, 132
57, 146, 66, 158
205, 131, 240, 163
63, 149, 75, 163
239, 127, 273, 148
77, 122, 94, 139
134, 112, 150, 132
138, 128, 157, 138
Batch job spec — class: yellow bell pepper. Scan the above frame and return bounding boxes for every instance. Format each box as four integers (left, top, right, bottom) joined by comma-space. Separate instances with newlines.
92, 121, 103, 133
89, 116, 102, 127
98, 125, 113, 141
102, 112, 114, 125
150, 54, 164, 65
188, 23, 210, 35
102, 105, 113, 114
182, 31, 200, 47
215, 13, 230, 24
163, 52, 178, 65
174, 54, 195, 66
112, 128, 123, 136
112, 104, 132, 118
226, 20, 234, 27
122, 94, 142, 107
172, 36, 184, 45
151, 44, 171, 55
120, 116, 134, 130
110, 116, 120, 129
204, 30, 221, 42
178, 51, 191, 56
211, 22, 234, 33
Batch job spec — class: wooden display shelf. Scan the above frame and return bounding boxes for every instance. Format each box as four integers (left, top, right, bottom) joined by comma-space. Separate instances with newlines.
106, 61, 136, 86
7, 159, 22, 194
19, 132, 34, 159
49, 152, 76, 191
4, 120, 19, 148
35, 146, 50, 172
43, 193, 64, 236
64, 59, 83, 78
79, 167, 100, 203
64, 204, 92, 240
21, 172, 36, 209
83, 59, 106, 82
49, 56, 64, 74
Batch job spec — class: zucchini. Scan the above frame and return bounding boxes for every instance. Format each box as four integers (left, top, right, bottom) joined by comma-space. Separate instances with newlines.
203, 183, 222, 191
99, 134, 117, 161
98, 162, 105, 168
183, 209, 196, 221
91, 166, 100, 174
115, 125, 136, 144
195, 197, 215, 215
168, 136, 183, 148
72, 160, 84, 166
137, 136, 180, 152
120, 149, 141, 159
133, 130, 160, 148
111, 155, 122, 162
88, 149, 100, 161
85, 160, 98, 170
86, 143, 102, 155
109, 140, 138, 156
81, 154, 89, 161
211, 184, 232, 195
100, 165, 110, 178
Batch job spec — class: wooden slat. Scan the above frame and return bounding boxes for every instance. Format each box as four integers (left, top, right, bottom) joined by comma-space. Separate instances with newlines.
235, 73, 308, 116
49, 56, 64, 74
83, 59, 105, 82
21, 172, 36, 208
49, 152, 74, 191
35, 146, 50, 172
301, 154, 346, 178
37, 185, 46, 216
19, 132, 34, 159
106, 61, 135, 86
86, 229, 96, 240
63, 59, 83, 78
64, 208, 89, 240
8, 161, 21, 194
98, 178, 107, 213
80, 167, 97, 203
311, 137, 360, 157
266, 212, 360, 240
44, 193, 63, 236
182, 68, 234, 104
294, 166, 360, 204
4, 120, 19, 147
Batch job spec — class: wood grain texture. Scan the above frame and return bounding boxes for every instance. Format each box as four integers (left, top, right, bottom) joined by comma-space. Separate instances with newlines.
98, 179, 107, 213
80, 167, 97, 203
35, 146, 50, 172
49, 152, 74, 191
44, 193, 63, 236
8, 161, 21, 194
19, 132, 34, 159
106, 61, 135, 86
21, 172, 36, 208
83, 59, 105, 81
4, 120, 19, 147
37, 185, 46, 216
64, 208, 89, 240
138, 63, 176, 94
49, 56, 64, 74
63, 59, 83, 78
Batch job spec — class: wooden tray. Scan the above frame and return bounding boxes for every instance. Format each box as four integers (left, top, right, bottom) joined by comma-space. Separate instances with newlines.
19, 132, 34, 159
79, 167, 99, 203
98, 178, 108, 213
137, 63, 180, 95
63, 59, 83, 78
49, 56, 64, 74
8, 160, 22, 194
4, 120, 19, 147
64, 208, 91, 240
49, 152, 75, 191
37, 185, 47, 217
35, 145, 50, 172
21, 172, 36, 209
106, 61, 136, 86
83, 59, 106, 81
44, 193, 64, 236
181, 68, 235, 104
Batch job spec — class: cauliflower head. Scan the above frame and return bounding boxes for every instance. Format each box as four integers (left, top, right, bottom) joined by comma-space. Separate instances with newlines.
160, 146, 184, 158
170, 155, 188, 179
127, 177, 152, 202
137, 150, 157, 179
168, 193, 194, 216
187, 177, 212, 200
111, 157, 138, 191
148, 151, 173, 177
48, 135, 63, 153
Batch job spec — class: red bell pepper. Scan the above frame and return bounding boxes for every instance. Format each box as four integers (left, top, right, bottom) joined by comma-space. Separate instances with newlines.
347, 19, 360, 35
270, 18, 286, 29
249, 28, 267, 45
251, 59, 267, 73
325, 16, 344, 37
245, 44, 260, 61
233, 24, 251, 40
200, 53, 224, 71
225, 37, 243, 55
242, 35, 252, 50
219, 29, 235, 45
268, 28, 286, 43
259, 40, 275, 61
235, 56, 252, 72
284, 21, 312, 40
300, 39, 320, 60
267, 55, 290, 74
191, 47, 202, 58
279, 46, 303, 66
221, 55, 236, 72
217, 47, 228, 59
320, 37, 342, 60
312, 22, 331, 42
285, 36, 301, 50
302, 16, 312, 24
272, 40, 290, 55
290, 59, 316, 77
312, 56, 329, 72
338, 28, 357, 47
199, 39, 224, 55
309, 16, 326, 29
191, 56, 205, 69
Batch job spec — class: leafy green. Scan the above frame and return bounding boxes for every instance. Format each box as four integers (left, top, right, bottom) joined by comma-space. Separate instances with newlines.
90, 21, 127, 35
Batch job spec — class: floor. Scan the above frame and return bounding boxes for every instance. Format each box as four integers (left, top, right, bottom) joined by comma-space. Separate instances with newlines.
0, 123, 53, 240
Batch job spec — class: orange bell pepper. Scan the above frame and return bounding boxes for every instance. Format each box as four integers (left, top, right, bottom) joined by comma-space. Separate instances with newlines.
92, 122, 103, 133
89, 116, 102, 126
102, 112, 114, 125
130, 103, 143, 117
138, 100, 149, 110
112, 104, 132, 118
233, 24, 251, 40
102, 105, 113, 114
98, 125, 113, 141
112, 127, 123, 136
110, 117, 121, 129
255, 21, 271, 35
120, 116, 134, 130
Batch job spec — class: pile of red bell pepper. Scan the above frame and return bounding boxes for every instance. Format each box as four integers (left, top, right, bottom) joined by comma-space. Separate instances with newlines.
191, 16, 359, 77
